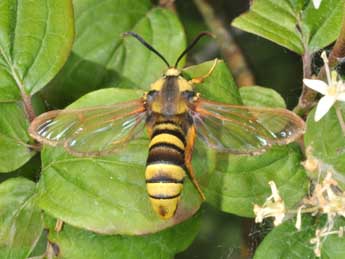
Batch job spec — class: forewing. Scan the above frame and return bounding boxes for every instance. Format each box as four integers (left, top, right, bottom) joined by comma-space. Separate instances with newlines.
192, 99, 305, 155
29, 100, 147, 156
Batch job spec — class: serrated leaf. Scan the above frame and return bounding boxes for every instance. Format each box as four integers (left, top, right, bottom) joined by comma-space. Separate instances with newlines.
254, 216, 345, 259
44, 214, 200, 259
0, 102, 35, 172
43, 0, 186, 107
304, 106, 345, 173
0, 0, 74, 101
0, 178, 43, 259
232, 0, 344, 54
36, 60, 240, 235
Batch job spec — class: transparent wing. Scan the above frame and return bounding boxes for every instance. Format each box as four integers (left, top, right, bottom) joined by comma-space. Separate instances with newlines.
191, 98, 305, 155
29, 99, 147, 156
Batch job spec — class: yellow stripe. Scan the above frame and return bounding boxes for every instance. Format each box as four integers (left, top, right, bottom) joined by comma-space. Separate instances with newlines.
145, 164, 185, 181
147, 182, 183, 197
154, 123, 184, 135
149, 133, 184, 150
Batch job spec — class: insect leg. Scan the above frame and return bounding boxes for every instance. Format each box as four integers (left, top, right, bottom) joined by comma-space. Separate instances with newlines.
185, 125, 206, 200
189, 58, 218, 85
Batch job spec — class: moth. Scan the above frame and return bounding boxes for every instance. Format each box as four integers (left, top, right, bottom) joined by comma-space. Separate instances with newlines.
29, 32, 305, 219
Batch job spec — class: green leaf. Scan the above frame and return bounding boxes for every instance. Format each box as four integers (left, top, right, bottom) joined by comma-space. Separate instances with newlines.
232, 0, 344, 54
0, 178, 43, 259
37, 59, 240, 235
203, 144, 308, 217
254, 216, 345, 259
240, 86, 286, 108
0, 102, 35, 172
302, 0, 344, 52
0, 0, 74, 101
304, 106, 345, 173
43, 0, 186, 107
44, 214, 200, 259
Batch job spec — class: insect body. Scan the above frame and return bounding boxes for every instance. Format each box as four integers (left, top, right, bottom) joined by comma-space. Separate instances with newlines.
29, 32, 305, 220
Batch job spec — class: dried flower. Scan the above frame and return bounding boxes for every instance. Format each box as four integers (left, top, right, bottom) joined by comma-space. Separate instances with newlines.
254, 181, 286, 226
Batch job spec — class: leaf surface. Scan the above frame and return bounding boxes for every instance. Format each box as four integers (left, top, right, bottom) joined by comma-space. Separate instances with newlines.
232, 0, 344, 54
44, 214, 200, 259
0, 103, 35, 172
0, 0, 74, 101
0, 178, 43, 259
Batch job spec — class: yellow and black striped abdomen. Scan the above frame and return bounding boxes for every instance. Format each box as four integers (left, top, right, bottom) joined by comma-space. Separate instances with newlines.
145, 120, 187, 219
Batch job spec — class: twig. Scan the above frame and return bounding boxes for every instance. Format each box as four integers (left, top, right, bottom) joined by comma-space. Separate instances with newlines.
293, 51, 317, 116
193, 0, 255, 86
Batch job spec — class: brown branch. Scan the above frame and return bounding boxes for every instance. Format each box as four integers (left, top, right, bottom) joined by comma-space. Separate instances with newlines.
193, 0, 255, 86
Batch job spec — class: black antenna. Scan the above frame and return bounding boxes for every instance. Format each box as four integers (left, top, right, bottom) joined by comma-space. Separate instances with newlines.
123, 31, 170, 67
174, 32, 214, 68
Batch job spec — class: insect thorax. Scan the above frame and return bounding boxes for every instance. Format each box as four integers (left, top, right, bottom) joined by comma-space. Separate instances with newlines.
146, 71, 195, 116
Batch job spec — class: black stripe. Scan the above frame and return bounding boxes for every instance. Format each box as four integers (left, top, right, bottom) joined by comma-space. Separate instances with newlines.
146, 152, 184, 167
151, 129, 186, 145
146, 176, 185, 184
149, 193, 180, 200
149, 142, 184, 155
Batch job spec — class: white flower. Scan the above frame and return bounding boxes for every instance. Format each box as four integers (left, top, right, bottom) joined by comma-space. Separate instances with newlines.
253, 181, 286, 226
312, 0, 322, 9
303, 52, 345, 121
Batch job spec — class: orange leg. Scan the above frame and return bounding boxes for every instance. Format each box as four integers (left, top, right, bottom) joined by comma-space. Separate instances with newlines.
189, 58, 218, 85
185, 125, 206, 200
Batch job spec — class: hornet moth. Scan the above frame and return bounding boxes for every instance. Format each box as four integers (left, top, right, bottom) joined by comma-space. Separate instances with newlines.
29, 32, 305, 220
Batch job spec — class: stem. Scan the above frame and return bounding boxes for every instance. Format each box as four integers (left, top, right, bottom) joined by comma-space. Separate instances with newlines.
288, 206, 319, 214
293, 52, 317, 116
0, 47, 36, 122
193, 0, 255, 86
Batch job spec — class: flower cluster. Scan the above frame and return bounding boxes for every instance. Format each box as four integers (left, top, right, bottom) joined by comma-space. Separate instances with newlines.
254, 164, 345, 257
302, 170, 345, 256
